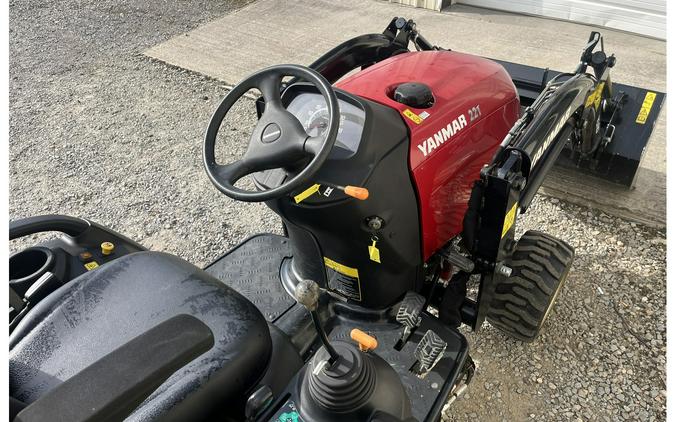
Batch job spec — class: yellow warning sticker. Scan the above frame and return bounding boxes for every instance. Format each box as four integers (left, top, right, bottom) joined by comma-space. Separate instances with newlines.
368, 240, 381, 263
84, 261, 99, 271
501, 203, 518, 238
636, 91, 657, 124
324, 257, 359, 278
324, 257, 362, 301
402, 108, 423, 125
584, 82, 605, 109
294, 184, 321, 203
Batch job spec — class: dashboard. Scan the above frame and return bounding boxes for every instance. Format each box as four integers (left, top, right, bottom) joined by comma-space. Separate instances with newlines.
285, 92, 366, 158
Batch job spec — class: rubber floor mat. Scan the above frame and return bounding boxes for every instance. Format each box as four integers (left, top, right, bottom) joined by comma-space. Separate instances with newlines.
204, 234, 295, 322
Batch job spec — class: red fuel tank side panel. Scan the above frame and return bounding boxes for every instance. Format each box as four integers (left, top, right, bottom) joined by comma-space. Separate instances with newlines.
337, 51, 519, 260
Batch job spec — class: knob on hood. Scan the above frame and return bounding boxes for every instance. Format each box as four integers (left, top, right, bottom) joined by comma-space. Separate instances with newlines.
393, 82, 434, 108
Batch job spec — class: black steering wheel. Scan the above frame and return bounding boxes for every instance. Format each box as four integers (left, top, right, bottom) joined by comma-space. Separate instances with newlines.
203, 65, 340, 202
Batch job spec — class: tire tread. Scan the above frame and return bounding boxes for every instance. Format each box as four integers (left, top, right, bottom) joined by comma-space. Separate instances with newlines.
486, 230, 574, 342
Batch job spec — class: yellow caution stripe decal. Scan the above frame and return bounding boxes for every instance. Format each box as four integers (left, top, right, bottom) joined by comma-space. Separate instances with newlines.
323, 257, 359, 278
501, 203, 518, 238
636, 92, 657, 124
294, 184, 321, 203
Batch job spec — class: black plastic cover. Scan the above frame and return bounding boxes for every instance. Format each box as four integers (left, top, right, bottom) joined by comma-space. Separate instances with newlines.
263, 88, 423, 309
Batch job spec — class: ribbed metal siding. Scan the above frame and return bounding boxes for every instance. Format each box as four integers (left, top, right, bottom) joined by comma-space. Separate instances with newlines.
456, 0, 666, 39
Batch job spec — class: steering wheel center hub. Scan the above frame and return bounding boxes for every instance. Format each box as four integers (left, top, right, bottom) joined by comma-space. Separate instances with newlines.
261, 122, 282, 143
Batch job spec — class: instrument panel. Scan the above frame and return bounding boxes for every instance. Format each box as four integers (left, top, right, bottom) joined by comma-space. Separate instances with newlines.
286, 92, 366, 158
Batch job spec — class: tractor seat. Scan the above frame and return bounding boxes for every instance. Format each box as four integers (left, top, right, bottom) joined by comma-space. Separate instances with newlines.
9, 251, 273, 421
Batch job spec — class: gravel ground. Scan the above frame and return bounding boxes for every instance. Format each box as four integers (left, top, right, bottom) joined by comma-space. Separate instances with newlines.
448, 200, 666, 421
9, 1, 666, 421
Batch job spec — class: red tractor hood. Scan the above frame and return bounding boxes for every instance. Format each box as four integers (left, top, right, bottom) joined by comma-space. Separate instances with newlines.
337, 50, 519, 259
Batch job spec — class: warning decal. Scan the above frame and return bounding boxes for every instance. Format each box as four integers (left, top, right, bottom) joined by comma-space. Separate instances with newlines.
584, 82, 605, 109
294, 184, 321, 203
402, 108, 424, 125
84, 261, 99, 271
636, 92, 657, 124
324, 257, 362, 301
501, 202, 518, 238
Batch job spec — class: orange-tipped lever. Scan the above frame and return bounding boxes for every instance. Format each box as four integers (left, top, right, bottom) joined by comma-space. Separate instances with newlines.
344, 186, 369, 200
350, 328, 378, 352
316, 181, 370, 201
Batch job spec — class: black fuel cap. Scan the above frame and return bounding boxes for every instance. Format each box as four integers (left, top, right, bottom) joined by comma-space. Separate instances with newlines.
393, 82, 434, 108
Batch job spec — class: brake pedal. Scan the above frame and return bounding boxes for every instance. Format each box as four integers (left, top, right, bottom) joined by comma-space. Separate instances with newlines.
395, 292, 425, 348
441, 249, 474, 273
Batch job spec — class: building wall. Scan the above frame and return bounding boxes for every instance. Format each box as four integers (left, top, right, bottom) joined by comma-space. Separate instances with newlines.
387, 0, 666, 39
457, 0, 665, 39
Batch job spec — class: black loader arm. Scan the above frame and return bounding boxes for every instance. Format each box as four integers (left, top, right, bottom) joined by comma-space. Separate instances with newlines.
307, 17, 442, 84
463, 32, 617, 331
279, 17, 440, 91
492, 32, 664, 187
257, 17, 422, 115
257, 17, 440, 116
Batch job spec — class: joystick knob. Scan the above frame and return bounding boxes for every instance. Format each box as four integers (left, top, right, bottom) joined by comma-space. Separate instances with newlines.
295, 279, 320, 311
295, 279, 340, 364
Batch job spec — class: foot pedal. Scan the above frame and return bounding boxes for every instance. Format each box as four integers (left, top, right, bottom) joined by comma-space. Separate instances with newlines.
395, 292, 425, 349
441, 249, 475, 273
412, 329, 447, 378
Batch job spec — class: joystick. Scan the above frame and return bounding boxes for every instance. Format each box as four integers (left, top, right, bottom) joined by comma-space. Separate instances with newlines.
295, 279, 340, 364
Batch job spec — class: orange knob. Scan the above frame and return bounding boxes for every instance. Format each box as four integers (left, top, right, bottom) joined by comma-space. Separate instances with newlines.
350, 328, 378, 352
344, 186, 369, 200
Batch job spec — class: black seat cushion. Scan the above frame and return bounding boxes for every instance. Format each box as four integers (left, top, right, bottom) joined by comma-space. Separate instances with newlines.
9, 251, 272, 421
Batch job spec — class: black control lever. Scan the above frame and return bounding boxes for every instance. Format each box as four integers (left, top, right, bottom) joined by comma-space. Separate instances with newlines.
295, 280, 340, 364
384, 17, 441, 51
575, 31, 615, 77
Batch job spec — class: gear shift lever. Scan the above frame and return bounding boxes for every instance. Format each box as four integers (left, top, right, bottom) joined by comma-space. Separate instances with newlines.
295, 280, 340, 364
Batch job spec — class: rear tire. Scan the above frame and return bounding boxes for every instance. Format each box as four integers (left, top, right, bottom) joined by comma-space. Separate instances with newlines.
486, 230, 574, 342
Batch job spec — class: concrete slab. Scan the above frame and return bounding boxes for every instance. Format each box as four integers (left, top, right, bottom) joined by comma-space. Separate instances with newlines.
144, 0, 666, 227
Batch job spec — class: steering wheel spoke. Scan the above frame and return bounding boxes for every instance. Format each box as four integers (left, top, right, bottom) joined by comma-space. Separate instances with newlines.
303, 135, 325, 156
213, 161, 251, 185
258, 74, 283, 111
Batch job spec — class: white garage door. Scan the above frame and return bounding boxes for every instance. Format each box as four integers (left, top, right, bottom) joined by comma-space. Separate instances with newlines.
456, 0, 666, 39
